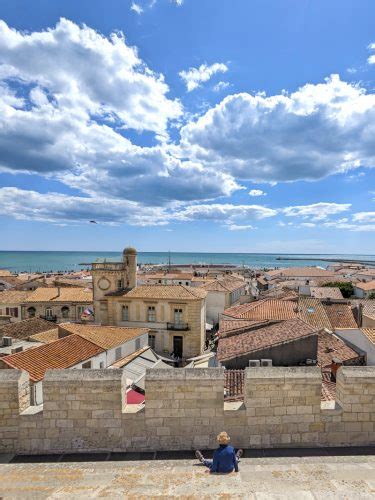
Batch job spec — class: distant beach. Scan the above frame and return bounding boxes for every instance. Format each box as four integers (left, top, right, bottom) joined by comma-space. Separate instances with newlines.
0, 251, 374, 273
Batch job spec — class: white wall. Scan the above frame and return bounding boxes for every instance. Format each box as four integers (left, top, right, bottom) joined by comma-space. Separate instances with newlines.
353, 286, 365, 299
105, 333, 148, 365
205, 291, 226, 325
335, 328, 375, 365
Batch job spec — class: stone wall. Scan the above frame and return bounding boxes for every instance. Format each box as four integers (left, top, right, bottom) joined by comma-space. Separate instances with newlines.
0, 366, 374, 454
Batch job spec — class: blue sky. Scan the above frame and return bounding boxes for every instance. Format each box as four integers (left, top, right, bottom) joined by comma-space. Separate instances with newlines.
0, 0, 374, 252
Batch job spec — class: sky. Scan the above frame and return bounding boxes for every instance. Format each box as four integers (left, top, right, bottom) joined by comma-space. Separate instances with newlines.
0, 0, 374, 253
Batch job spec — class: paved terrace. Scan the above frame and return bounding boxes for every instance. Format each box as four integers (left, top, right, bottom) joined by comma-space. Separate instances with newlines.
1, 448, 375, 498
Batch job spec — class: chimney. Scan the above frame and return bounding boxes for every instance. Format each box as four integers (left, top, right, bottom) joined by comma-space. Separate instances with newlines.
56, 286, 61, 297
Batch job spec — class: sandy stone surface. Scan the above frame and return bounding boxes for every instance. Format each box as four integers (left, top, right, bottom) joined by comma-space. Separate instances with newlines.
0, 455, 375, 498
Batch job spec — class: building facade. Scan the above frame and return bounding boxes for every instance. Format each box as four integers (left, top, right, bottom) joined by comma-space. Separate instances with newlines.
21, 287, 93, 323
92, 248, 207, 359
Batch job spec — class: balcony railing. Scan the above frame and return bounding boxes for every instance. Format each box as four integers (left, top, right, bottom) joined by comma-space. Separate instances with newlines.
39, 315, 57, 322
167, 322, 189, 331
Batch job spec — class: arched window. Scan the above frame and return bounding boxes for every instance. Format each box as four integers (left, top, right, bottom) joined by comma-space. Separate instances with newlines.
61, 306, 70, 318
27, 307, 36, 318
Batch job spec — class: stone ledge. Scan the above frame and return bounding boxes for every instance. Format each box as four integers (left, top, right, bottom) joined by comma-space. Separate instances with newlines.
146, 368, 225, 381
44, 369, 125, 382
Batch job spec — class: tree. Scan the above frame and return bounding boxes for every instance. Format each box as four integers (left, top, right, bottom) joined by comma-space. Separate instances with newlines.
368, 292, 375, 300
322, 282, 354, 298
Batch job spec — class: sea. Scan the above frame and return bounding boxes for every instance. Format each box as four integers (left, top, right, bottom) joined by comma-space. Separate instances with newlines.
0, 251, 374, 273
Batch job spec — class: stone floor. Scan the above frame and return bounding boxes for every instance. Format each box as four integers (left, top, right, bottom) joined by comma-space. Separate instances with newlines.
0, 450, 375, 498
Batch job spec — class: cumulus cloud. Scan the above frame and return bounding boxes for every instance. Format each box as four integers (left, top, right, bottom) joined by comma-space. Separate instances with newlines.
0, 187, 169, 226
179, 62, 228, 91
180, 75, 375, 182
0, 19, 239, 204
249, 189, 266, 197
0, 187, 278, 228
282, 202, 351, 220
0, 18, 181, 133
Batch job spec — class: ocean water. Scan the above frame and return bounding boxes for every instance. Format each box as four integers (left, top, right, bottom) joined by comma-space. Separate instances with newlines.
0, 251, 374, 273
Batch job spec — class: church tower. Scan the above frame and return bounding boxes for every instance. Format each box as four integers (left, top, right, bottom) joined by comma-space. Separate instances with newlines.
122, 247, 137, 289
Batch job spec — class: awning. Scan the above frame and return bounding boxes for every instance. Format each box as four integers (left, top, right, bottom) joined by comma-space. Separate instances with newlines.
126, 389, 145, 405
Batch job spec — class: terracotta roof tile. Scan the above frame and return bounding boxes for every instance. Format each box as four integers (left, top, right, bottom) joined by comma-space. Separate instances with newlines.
0, 334, 104, 381
321, 371, 336, 402
58, 323, 148, 349
298, 297, 332, 330
224, 299, 298, 321
324, 303, 357, 329
217, 318, 317, 362
123, 284, 207, 300
219, 318, 270, 338
0, 290, 32, 304
310, 287, 343, 300
354, 280, 375, 291
28, 329, 59, 343
23, 287, 93, 303
0, 317, 56, 341
317, 330, 361, 368
201, 277, 245, 293
267, 267, 336, 278
361, 328, 375, 344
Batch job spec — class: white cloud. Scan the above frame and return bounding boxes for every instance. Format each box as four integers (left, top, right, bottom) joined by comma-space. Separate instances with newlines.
0, 19, 239, 205
249, 189, 266, 197
282, 202, 351, 220
179, 63, 228, 91
172, 0, 184, 5
300, 222, 316, 227
0, 187, 169, 226
175, 203, 277, 222
368, 42, 375, 64
180, 75, 375, 183
0, 18, 181, 133
353, 212, 375, 223
226, 224, 254, 231
213, 81, 230, 92
130, 2, 144, 14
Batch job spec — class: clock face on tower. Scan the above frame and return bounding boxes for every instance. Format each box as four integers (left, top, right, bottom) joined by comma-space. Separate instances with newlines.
98, 277, 110, 290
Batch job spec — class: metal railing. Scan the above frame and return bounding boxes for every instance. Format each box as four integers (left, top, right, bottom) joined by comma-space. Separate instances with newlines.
166, 322, 189, 331
39, 315, 57, 322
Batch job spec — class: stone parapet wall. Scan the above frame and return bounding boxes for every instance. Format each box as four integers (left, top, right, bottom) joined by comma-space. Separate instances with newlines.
0, 367, 374, 454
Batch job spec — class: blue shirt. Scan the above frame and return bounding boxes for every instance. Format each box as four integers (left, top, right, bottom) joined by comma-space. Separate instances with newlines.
211, 444, 239, 473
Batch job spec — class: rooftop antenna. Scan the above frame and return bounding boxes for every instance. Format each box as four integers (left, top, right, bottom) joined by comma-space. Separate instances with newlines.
168, 250, 171, 272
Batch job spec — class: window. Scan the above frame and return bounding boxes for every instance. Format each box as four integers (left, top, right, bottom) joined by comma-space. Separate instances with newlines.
135, 337, 141, 350
27, 307, 36, 318
117, 279, 123, 290
61, 306, 70, 318
82, 361, 92, 369
45, 307, 53, 319
174, 308, 183, 324
148, 334, 156, 349
115, 347, 122, 360
6, 307, 18, 318
186, 282, 189, 286
77, 306, 85, 317
147, 306, 156, 322
99, 361, 104, 369
122, 305, 129, 321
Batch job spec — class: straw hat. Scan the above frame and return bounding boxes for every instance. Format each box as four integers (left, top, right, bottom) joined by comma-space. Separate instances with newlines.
217, 431, 230, 444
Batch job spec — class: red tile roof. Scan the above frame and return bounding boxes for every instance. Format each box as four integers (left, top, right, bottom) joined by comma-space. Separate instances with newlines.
223, 299, 298, 321
0, 334, 104, 381
317, 330, 361, 368
323, 303, 357, 329
217, 318, 316, 362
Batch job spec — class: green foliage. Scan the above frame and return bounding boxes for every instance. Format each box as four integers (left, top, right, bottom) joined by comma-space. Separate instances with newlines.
322, 281, 354, 298
368, 292, 375, 300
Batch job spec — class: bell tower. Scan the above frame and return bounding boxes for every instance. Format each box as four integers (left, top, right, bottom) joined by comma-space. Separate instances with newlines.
122, 247, 137, 289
